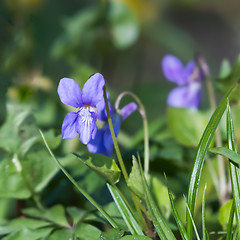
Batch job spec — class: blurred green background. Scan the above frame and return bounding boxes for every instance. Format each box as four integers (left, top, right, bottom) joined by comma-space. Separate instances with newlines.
1, 0, 240, 126
1, 0, 240, 237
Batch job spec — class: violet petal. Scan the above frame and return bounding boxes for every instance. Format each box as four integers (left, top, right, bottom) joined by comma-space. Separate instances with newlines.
87, 128, 106, 155
120, 102, 138, 120
62, 112, 79, 139
167, 82, 201, 108
103, 115, 121, 156
76, 107, 97, 144
81, 73, 105, 106
87, 114, 121, 156
162, 55, 187, 85
96, 91, 113, 122
184, 60, 196, 82
57, 78, 82, 108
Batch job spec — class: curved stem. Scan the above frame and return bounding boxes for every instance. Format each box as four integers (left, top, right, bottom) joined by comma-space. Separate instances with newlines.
115, 91, 149, 178
40, 130, 119, 228
103, 86, 146, 229
103, 87, 129, 182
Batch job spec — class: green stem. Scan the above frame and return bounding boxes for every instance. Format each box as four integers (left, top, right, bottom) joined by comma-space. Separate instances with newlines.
115, 91, 149, 178
103, 86, 129, 182
205, 74, 227, 203
198, 55, 226, 203
112, 184, 147, 230
103, 86, 146, 229
39, 130, 118, 228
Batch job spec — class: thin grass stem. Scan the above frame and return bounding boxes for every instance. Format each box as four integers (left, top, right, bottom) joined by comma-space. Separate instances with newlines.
115, 91, 149, 178
39, 130, 119, 228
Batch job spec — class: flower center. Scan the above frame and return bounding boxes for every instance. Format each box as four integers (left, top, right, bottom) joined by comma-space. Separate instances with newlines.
85, 104, 91, 109
78, 106, 92, 123
78, 105, 97, 124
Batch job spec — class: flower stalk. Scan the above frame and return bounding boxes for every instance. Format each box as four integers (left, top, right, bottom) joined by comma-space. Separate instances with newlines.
103, 87, 129, 182
115, 91, 149, 178
103, 86, 146, 229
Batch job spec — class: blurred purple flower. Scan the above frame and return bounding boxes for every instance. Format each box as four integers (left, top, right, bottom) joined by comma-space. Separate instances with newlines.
57, 73, 105, 144
87, 95, 137, 156
162, 54, 203, 109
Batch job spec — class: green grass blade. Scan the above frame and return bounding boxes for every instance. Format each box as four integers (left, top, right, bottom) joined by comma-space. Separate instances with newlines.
202, 184, 209, 240
107, 183, 144, 236
137, 156, 176, 240
226, 201, 235, 240
186, 84, 237, 238
39, 130, 119, 229
185, 198, 200, 240
233, 228, 239, 240
167, 185, 189, 240
209, 147, 240, 165
226, 103, 240, 235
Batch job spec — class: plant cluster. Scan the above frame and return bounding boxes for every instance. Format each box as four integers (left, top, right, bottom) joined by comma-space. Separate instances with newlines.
1, 53, 240, 240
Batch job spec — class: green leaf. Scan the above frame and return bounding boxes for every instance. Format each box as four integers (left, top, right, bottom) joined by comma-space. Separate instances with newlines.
100, 228, 124, 240
39, 129, 62, 150
109, 1, 139, 49
0, 104, 59, 198
48, 229, 72, 240
73, 153, 121, 185
137, 156, 176, 240
24, 150, 59, 193
22, 205, 69, 227
209, 147, 240, 165
217, 55, 240, 100
0, 150, 58, 199
226, 103, 240, 235
219, 199, 236, 230
107, 184, 144, 236
0, 157, 31, 199
165, 175, 189, 240
0, 198, 14, 220
18, 136, 39, 157
0, 218, 50, 235
219, 59, 232, 79
167, 108, 209, 147
18, 129, 61, 157
66, 207, 88, 226
75, 223, 101, 240
103, 202, 129, 232
226, 202, 235, 240
2, 227, 52, 240
120, 236, 152, 240
127, 157, 144, 199
0, 104, 37, 153
150, 176, 172, 219
186, 83, 237, 238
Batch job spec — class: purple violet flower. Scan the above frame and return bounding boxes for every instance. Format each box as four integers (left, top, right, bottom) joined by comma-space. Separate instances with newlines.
162, 54, 203, 109
87, 94, 137, 156
57, 73, 105, 144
